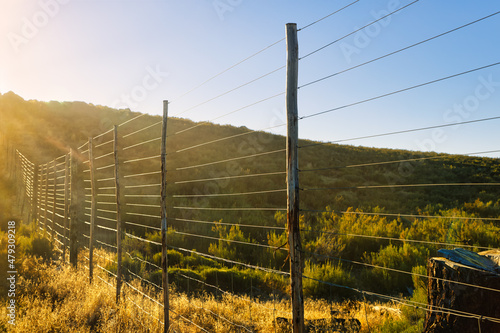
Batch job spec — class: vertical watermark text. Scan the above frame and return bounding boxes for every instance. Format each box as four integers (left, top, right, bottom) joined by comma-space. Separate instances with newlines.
6, 220, 17, 326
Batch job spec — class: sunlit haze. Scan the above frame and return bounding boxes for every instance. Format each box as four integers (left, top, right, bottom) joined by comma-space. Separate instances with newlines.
1, 0, 500, 156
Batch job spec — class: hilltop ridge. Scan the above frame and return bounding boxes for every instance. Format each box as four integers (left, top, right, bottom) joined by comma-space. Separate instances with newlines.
1, 91, 500, 223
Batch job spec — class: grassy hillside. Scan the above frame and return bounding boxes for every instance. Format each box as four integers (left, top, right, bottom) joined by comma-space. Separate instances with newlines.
1, 91, 500, 307
2, 91, 499, 218
0, 233, 418, 332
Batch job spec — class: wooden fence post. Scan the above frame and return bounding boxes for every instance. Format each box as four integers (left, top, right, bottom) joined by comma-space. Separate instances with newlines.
69, 149, 79, 268
32, 164, 39, 228
36, 166, 42, 229
161, 100, 170, 332
89, 137, 96, 283
114, 125, 123, 303
52, 159, 57, 244
44, 163, 49, 237
286, 22, 304, 333
63, 153, 70, 262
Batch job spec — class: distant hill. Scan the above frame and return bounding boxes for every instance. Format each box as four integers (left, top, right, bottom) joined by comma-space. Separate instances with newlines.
1, 91, 500, 226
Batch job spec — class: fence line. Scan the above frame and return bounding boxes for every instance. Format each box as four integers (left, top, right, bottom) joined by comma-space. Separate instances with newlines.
11, 8, 500, 332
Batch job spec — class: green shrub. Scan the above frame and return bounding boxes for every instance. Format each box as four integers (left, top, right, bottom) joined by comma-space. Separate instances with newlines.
361, 244, 428, 294
25, 234, 54, 261
303, 260, 355, 300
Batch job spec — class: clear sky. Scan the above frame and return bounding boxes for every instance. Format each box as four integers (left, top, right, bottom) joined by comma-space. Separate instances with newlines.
1, 0, 500, 157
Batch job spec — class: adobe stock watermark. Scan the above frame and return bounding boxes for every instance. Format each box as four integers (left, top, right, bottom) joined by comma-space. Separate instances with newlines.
111, 65, 169, 111
415, 74, 500, 153
7, 0, 71, 53
178, 108, 283, 221
339, 0, 402, 64
6, 221, 17, 326
383, 74, 499, 186
212, 0, 243, 21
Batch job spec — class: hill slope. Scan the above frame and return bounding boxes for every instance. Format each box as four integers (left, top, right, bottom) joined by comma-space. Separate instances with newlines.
2, 91, 499, 221
2, 91, 500, 304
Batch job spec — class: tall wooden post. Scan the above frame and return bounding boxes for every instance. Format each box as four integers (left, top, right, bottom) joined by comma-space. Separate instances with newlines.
114, 125, 123, 303
286, 22, 304, 333
161, 100, 170, 332
69, 149, 79, 268
89, 137, 96, 283
63, 153, 70, 262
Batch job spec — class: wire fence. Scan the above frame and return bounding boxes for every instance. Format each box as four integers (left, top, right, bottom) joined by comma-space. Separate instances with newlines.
11, 3, 500, 332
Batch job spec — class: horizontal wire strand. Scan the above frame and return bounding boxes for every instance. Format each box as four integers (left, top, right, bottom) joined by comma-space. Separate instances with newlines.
122, 120, 162, 138
168, 217, 286, 231
94, 139, 114, 149
300, 116, 500, 149
300, 61, 500, 120
172, 230, 286, 251
124, 221, 161, 231
175, 66, 285, 116
171, 38, 285, 106
300, 0, 420, 60
172, 188, 286, 198
299, 149, 500, 173
175, 148, 286, 171
170, 245, 289, 276
302, 182, 500, 192
118, 112, 147, 127
302, 228, 497, 251
172, 206, 286, 212
298, 0, 361, 31
300, 208, 500, 222
122, 136, 161, 151
306, 250, 500, 295
174, 123, 286, 154
123, 155, 161, 164
173, 92, 285, 136
299, 10, 500, 89
125, 232, 161, 246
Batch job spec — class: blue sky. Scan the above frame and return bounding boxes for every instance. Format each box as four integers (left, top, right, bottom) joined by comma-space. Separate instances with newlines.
1, 0, 500, 156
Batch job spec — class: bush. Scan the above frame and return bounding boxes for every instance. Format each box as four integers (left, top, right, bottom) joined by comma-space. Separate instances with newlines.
303, 260, 356, 300
361, 244, 428, 294
16, 231, 54, 262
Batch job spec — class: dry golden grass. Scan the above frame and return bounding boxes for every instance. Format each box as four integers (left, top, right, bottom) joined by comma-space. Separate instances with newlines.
0, 249, 408, 332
